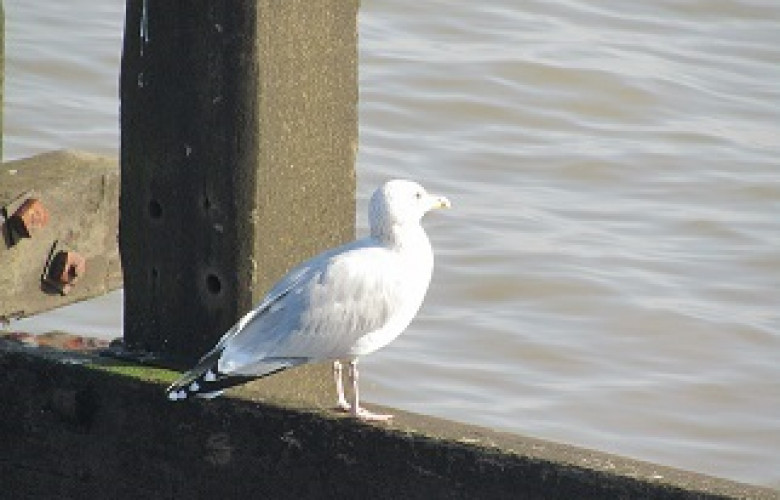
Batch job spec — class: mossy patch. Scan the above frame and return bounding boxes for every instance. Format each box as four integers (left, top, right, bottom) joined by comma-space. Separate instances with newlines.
87, 361, 180, 384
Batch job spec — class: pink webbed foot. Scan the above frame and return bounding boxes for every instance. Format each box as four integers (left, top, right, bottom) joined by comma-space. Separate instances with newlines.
333, 359, 392, 421
352, 406, 393, 422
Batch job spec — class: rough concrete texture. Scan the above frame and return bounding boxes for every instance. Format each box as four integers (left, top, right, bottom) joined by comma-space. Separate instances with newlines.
0, 151, 122, 320
120, 0, 358, 366
1, 338, 776, 500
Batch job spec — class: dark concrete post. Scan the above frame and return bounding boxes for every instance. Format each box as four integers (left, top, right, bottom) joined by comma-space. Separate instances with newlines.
120, 0, 358, 365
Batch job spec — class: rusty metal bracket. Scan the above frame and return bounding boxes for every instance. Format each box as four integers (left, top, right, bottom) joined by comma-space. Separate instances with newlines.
11, 198, 50, 237
2, 191, 49, 247
41, 241, 87, 296
2, 190, 30, 247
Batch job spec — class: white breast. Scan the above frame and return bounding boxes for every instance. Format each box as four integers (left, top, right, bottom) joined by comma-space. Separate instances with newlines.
348, 225, 434, 357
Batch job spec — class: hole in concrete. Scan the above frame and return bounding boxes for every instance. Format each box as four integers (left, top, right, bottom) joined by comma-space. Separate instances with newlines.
206, 273, 222, 295
148, 199, 163, 219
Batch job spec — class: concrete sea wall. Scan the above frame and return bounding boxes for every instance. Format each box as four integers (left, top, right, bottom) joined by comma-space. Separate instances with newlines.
1, 337, 776, 499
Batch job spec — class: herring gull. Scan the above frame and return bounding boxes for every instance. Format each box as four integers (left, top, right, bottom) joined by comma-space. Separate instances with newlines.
165, 179, 450, 420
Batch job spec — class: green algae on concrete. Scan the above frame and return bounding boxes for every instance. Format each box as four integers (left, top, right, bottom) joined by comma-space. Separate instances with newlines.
88, 362, 182, 385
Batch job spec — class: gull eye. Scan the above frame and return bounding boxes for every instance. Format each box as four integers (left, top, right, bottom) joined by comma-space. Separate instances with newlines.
415, 191, 422, 200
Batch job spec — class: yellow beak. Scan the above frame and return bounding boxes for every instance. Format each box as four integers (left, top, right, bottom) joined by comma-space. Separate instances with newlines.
432, 196, 451, 210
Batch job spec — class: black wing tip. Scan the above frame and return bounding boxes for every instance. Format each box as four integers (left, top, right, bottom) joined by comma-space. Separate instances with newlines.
165, 367, 256, 401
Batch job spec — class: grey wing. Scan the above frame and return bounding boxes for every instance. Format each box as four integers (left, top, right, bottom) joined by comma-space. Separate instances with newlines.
218, 244, 405, 375
169, 262, 314, 385
200, 262, 312, 359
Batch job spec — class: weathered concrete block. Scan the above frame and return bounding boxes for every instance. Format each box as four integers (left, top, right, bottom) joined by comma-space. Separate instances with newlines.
1, 339, 776, 500
0, 150, 122, 320
120, 0, 358, 365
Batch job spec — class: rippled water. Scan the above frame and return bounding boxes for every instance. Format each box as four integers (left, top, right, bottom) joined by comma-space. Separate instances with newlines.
5, 0, 779, 487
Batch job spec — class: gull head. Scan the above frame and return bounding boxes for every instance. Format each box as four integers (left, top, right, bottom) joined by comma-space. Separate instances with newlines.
369, 180, 450, 238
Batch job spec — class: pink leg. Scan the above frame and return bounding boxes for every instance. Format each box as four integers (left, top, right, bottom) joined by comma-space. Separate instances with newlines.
333, 360, 351, 411
348, 359, 392, 421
